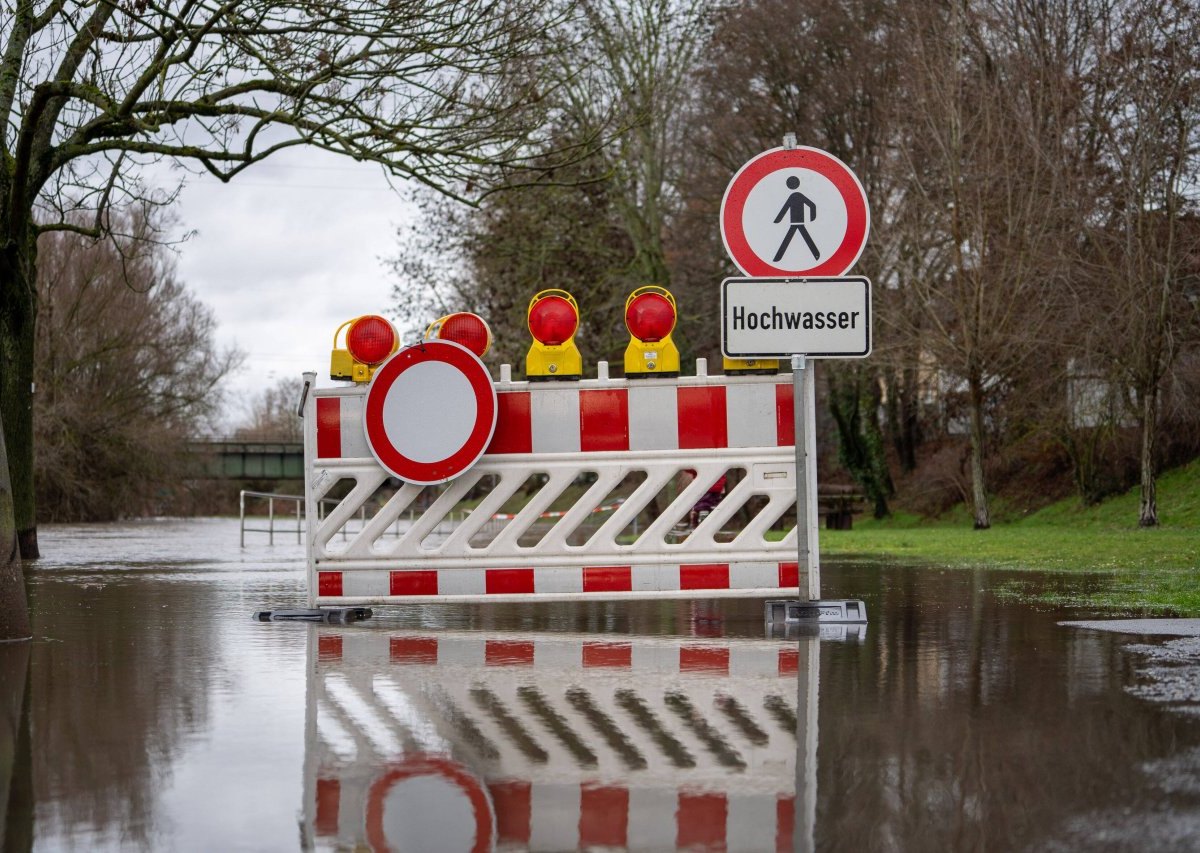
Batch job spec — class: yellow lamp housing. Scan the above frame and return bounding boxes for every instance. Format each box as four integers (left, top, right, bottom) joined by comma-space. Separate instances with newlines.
623, 286, 680, 377
722, 355, 781, 375
330, 315, 400, 383
526, 289, 583, 381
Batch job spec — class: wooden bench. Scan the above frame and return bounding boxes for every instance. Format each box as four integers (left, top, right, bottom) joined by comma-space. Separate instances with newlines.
817, 488, 866, 530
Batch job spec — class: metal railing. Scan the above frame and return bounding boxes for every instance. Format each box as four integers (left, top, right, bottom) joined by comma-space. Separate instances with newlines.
240, 490, 303, 546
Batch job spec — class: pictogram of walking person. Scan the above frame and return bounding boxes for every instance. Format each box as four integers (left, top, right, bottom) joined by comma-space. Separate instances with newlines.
773, 175, 820, 262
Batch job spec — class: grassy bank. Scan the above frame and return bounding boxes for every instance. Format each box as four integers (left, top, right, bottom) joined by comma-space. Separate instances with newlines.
820, 458, 1200, 615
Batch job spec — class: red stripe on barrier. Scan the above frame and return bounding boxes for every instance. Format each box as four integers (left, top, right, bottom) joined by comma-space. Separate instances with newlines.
582, 642, 632, 669
677, 792, 727, 849
580, 785, 628, 848
779, 561, 799, 588
778, 647, 799, 676
777, 795, 796, 853
486, 640, 535, 666
680, 563, 730, 590
489, 781, 532, 845
315, 777, 340, 836
390, 637, 438, 665
390, 570, 438, 596
318, 571, 343, 597
775, 383, 795, 446
318, 634, 343, 662
580, 389, 630, 452
316, 397, 342, 458
677, 385, 729, 448
487, 391, 533, 454
486, 567, 535, 595
583, 565, 632, 593
680, 646, 730, 674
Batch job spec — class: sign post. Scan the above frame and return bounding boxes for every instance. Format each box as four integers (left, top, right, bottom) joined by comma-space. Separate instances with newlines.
720, 137, 872, 604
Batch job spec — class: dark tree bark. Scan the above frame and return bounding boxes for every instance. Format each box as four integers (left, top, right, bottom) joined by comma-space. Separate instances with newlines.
0, 403, 31, 640
0, 227, 39, 559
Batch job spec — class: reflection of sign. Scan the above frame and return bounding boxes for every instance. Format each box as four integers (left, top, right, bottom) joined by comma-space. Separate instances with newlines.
363, 340, 497, 485
722, 277, 872, 359
721, 146, 870, 277
304, 630, 809, 851
366, 755, 494, 853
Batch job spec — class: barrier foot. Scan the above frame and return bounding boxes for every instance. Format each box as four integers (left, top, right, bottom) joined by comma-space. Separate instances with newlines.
765, 599, 867, 625
253, 607, 373, 623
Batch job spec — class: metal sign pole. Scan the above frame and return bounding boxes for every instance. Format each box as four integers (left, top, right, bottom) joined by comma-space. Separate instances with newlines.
804, 357, 821, 599
791, 355, 820, 600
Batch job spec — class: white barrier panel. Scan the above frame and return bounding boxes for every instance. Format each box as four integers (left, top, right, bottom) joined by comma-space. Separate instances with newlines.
304, 369, 803, 605
301, 629, 813, 852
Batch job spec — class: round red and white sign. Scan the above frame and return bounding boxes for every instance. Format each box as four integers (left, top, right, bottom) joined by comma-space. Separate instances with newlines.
364, 340, 497, 485
365, 755, 495, 853
720, 146, 870, 277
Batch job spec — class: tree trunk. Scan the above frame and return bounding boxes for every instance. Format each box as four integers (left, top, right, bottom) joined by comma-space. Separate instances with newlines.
967, 373, 991, 529
0, 230, 39, 560
0, 404, 31, 641
1138, 385, 1158, 528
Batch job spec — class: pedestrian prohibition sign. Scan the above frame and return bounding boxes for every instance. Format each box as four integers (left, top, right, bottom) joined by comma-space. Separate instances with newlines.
364, 339, 497, 485
720, 146, 870, 278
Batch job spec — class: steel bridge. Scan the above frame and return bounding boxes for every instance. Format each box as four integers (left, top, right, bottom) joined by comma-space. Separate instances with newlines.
190, 440, 304, 480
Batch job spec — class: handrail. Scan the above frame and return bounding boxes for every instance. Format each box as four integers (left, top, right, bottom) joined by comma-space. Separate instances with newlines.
240, 490, 303, 547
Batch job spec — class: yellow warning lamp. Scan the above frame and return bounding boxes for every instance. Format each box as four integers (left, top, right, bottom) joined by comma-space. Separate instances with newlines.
330, 314, 400, 382
722, 355, 780, 374
425, 312, 493, 358
623, 286, 680, 377
526, 289, 583, 380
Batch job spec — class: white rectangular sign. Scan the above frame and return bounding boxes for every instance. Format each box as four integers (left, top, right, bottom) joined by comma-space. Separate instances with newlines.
721, 276, 871, 358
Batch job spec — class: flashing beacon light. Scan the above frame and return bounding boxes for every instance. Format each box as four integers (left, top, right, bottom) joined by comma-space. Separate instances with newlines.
330, 315, 400, 382
425, 312, 493, 358
526, 289, 582, 380
623, 285, 680, 377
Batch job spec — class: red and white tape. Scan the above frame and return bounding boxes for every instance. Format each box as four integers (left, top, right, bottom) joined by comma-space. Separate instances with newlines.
317, 561, 800, 600
314, 376, 794, 460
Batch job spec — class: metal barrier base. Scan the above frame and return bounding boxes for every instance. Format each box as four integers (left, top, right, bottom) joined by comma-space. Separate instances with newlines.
253, 607, 373, 623
765, 598, 867, 625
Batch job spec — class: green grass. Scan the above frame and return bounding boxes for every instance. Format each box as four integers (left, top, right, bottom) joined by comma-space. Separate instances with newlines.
819, 458, 1200, 615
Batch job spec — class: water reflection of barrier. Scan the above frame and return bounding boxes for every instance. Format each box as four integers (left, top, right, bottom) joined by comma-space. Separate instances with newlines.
303, 368, 810, 606
300, 628, 817, 852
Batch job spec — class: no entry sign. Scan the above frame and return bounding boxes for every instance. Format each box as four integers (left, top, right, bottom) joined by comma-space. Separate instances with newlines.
720, 146, 870, 277
364, 340, 497, 485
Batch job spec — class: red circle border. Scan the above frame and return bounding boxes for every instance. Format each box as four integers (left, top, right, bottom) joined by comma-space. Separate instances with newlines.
720, 146, 870, 277
365, 755, 495, 853
364, 340, 497, 485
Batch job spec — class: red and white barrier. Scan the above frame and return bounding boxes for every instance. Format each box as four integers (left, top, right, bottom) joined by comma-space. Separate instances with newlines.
303, 630, 811, 852
304, 367, 808, 606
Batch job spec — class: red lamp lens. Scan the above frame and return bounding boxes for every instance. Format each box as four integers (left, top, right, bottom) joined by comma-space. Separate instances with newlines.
528, 296, 579, 345
625, 293, 675, 342
346, 315, 396, 365
438, 313, 491, 358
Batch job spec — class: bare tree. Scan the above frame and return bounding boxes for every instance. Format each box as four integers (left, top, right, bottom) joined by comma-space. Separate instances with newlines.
234, 377, 305, 442
1, 0, 566, 556
391, 0, 713, 361
892, 0, 1095, 528
1076, 0, 1200, 526
35, 212, 240, 521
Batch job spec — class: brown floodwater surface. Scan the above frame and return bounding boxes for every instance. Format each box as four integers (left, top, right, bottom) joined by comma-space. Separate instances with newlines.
3, 518, 1199, 851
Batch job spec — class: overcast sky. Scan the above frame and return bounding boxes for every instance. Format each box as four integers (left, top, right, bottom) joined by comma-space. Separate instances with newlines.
165, 146, 422, 428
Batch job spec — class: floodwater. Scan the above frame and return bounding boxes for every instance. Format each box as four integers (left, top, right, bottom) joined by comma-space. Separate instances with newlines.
2, 518, 1199, 851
